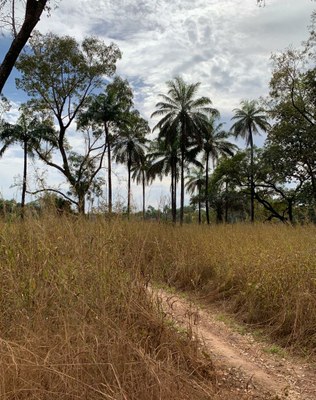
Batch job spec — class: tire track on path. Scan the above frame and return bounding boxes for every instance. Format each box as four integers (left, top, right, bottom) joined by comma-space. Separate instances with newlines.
150, 287, 316, 400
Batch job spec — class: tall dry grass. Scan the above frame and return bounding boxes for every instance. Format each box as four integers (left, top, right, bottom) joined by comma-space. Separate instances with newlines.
0, 215, 215, 399
0, 216, 315, 399
137, 223, 316, 351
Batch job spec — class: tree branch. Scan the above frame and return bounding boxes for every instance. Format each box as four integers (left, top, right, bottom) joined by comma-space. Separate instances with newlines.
27, 188, 78, 205
0, 0, 48, 93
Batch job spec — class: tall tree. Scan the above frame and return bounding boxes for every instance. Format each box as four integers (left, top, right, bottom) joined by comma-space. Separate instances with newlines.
131, 153, 152, 219
201, 117, 237, 224
16, 32, 121, 213
0, 0, 50, 93
152, 76, 218, 225
0, 106, 54, 215
267, 17, 316, 204
113, 111, 149, 217
211, 151, 255, 223
148, 137, 180, 224
78, 77, 133, 214
231, 100, 270, 222
185, 168, 205, 224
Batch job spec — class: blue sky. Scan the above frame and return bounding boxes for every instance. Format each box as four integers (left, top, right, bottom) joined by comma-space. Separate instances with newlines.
0, 0, 315, 210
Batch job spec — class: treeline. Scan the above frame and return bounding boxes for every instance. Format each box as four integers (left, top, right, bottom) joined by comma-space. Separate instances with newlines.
0, 13, 315, 223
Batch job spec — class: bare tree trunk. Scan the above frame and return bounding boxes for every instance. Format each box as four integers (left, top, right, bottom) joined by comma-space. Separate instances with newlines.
225, 179, 228, 223
180, 145, 185, 225
171, 160, 177, 224
0, 0, 48, 93
78, 193, 85, 215
249, 127, 255, 223
104, 124, 112, 214
142, 170, 145, 220
171, 162, 174, 222
21, 137, 28, 218
288, 198, 293, 224
198, 182, 201, 225
127, 157, 131, 218
205, 153, 210, 225
174, 167, 177, 223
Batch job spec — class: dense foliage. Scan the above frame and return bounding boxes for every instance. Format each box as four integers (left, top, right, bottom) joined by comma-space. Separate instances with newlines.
0, 12, 315, 223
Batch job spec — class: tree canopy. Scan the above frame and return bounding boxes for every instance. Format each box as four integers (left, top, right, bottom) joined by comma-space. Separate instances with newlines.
16, 32, 121, 213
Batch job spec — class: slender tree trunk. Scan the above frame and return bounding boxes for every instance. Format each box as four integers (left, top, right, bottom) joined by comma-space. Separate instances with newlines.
21, 138, 28, 218
142, 170, 146, 220
249, 128, 255, 223
104, 123, 112, 214
288, 198, 293, 224
171, 162, 175, 223
216, 203, 223, 223
198, 182, 201, 225
127, 157, 131, 219
171, 159, 177, 224
205, 153, 210, 225
0, 0, 48, 93
78, 193, 85, 215
225, 179, 229, 223
174, 164, 177, 223
180, 120, 186, 226
180, 147, 185, 225
307, 162, 316, 203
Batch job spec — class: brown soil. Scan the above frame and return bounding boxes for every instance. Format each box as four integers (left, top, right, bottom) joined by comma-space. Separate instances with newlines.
151, 287, 316, 400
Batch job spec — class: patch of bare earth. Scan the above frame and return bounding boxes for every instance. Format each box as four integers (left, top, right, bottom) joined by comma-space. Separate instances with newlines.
151, 288, 316, 400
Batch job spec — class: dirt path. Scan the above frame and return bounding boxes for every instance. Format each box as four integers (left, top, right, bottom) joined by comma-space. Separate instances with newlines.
151, 288, 316, 400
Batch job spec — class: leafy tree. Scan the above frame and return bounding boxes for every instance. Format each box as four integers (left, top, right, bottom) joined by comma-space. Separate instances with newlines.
0, 0, 51, 93
152, 76, 218, 225
34, 192, 72, 215
148, 138, 180, 224
16, 32, 121, 213
0, 106, 54, 215
185, 168, 205, 224
211, 152, 253, 223
267, 18, 316, 205
201, 117, 237, 224
131, 153, 152, 220
0, 95, 10, 118
149, 136, 202, 224
78, 76, 133, 213
231, 100, 270, 222
212, 148, 305, 223
113, 111, 149, 217
252, 147, 298, 223
0, 198, 18, 216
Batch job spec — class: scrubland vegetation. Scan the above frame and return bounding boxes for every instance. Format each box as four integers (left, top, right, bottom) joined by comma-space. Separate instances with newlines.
0, 215, 315, 398
0, 215, 215, 399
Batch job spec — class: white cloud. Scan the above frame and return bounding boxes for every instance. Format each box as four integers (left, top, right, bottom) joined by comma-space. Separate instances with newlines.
1, 0, 314, 206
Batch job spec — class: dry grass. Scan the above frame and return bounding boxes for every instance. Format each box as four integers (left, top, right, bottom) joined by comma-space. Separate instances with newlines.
0, 216, 315, 398
139, 223, 316, 351
0, 215, 215, 399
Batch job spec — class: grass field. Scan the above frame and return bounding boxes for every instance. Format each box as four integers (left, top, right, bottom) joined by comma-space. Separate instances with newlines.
0, 215, 315, 398
140, 222, 316, 350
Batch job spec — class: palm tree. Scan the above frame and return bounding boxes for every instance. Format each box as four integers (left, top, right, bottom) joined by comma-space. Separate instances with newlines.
0, 108, 54, 216
202, 117, 237, 224
78, 77, 133, 214
113, 111, 149, 217
131, 153, 153, 219
186, 168, 205, 224
152, 76, 218, 225
231, 100, 270, 222
148, 138, 180, 223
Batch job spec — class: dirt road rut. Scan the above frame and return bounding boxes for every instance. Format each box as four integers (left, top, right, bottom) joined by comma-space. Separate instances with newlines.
151, 288, 316, 400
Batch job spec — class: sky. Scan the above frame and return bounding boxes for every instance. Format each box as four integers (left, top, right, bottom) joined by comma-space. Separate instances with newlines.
0, 0, 315, 210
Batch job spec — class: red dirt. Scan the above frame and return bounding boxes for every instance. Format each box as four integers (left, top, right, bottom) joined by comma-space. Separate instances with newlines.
151, 288, 316, 400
